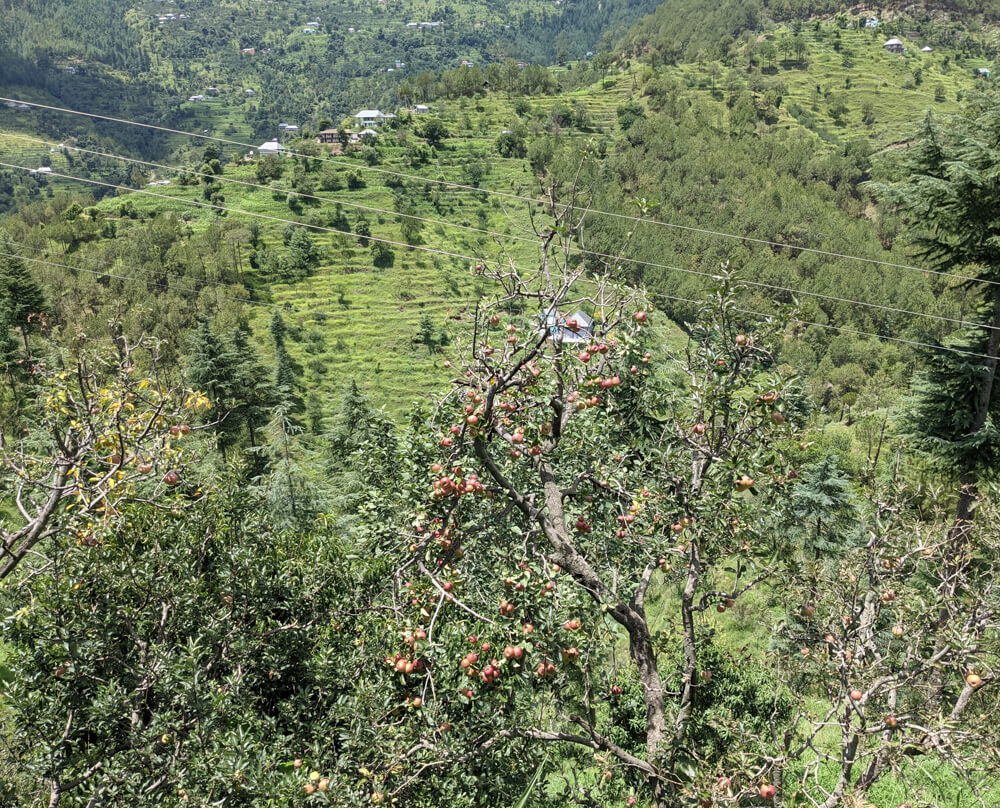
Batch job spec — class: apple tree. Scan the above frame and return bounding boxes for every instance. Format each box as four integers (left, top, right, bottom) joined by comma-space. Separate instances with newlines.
1, 333, 213, 581
341, 195, 812, 805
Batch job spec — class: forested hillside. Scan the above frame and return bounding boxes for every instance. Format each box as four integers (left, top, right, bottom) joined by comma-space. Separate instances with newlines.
1, 1, 1000, 806
0, 0, 660, 147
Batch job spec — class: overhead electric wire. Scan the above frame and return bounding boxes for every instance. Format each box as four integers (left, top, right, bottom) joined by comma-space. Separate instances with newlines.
648, 289, 998, 360
3, 94, 995, 289
2, 236, 282, 304
2, 161, 996, 362
0, 248, 292, 312
3, 131, 541, 247
5, 133, 995, 334
0, 161, 509, 269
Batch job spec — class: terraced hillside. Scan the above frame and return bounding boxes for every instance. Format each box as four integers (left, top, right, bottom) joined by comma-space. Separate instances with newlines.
1, 16, 996, 416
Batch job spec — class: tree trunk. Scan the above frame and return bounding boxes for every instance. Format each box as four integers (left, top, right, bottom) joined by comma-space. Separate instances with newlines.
670, 541, 701, 768
628, 613, 668, 762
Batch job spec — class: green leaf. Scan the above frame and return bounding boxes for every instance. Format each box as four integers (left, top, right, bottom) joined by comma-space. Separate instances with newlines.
513, 755, 548, 808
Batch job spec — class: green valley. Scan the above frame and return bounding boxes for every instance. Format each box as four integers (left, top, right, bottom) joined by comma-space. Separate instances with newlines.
1, 2, 999, 807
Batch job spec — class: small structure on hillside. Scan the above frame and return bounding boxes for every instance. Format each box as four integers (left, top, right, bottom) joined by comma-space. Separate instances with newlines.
540, 309, 594, 345
412, 104, 430, 114
188, 94, 205, 102
865, 18, 880, 28
257, 140, 286, 156
884, 38, 904, 54
975, 67, 991, 78
921, 46, 933, 53
244, 88, 256, 96
355, 109, 394, 127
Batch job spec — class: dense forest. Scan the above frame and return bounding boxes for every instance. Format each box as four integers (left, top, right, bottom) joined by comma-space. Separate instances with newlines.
1, 0, 999, 806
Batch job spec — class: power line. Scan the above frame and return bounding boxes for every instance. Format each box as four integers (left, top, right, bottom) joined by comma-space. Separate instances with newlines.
4, 94, 993, 288
6, 132, 994, 333
0, 248, 289, 312
647, 290, 999, 361
4, 161, 995, 362
3, 131, 541, 246
0, 160, 503, 270
2, 236, 277, 303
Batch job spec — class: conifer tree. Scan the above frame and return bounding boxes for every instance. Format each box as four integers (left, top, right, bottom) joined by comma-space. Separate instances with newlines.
228, 326, 276, 452
782, 454, 858, 558
0, 308, 24, 406
870, 97, 1000, 540
324, 380, 375, 467
270, 312, 304, 418
254, 401, 319, 529
0, 231, 45, 357
186, 319, 243, 455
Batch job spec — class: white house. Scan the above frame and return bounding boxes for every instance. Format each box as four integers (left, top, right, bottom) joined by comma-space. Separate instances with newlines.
975, 67, 991, 78
188, 94, 205, 102
354, 109, 392, 127
921, 46, 933, 53
540, 310, 594, 344
884, 38, 904, 54
412, 104, 430, 114
258, 140, 286, 156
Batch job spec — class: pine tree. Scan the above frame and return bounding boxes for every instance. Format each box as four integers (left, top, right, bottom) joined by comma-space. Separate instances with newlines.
0, 231, 45, 357
286, 227, 320, 275
783, 454, 859, 558
869, 99, 1000, 541
253, 402, 321, 529
324, 380, 374, 468
270, 312, 304, 418
0, 308, 24, 406
228, 326, 276, 452
186, 319, 243, 456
